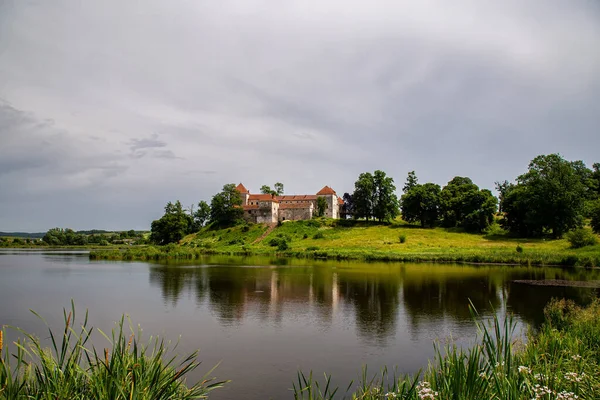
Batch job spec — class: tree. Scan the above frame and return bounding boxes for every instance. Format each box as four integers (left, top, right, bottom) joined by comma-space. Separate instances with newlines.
403, 171, 418, 193
341, 192, 354, 218
274, 182, 284, 196
503, 154, 587, 238
591, 163, 600, 198
352, 170, 399, 222
352, 172, 375, 220
372, 170, 399, 222
588, 200, 600, 234
401, 183, 441, 228
210, 184, 243, 227
494, 180, 512, 213
261, 182, 284, 196
192, 200, 211, 231
316, 196, 327, 217
150, 201, 192, 245
260, 185, 275, 196
440, 177, 497, 232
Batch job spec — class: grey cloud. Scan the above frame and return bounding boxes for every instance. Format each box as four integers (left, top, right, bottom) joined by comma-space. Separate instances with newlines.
0, 0, 599, 230
153, 150, 182, 160
128, 134, 167, 152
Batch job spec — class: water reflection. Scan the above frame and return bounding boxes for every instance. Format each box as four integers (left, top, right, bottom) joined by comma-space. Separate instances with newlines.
148, 258, 599, 338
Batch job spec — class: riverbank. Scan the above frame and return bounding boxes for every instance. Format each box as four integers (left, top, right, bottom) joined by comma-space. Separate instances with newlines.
89, 219, 600, 267
294, 298, 600, 399
2, 300, 599, 399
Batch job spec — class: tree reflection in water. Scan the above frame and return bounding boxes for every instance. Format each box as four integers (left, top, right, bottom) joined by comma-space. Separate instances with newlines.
148, 257, 599, 338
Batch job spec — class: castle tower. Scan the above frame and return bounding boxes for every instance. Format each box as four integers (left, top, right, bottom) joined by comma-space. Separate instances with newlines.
235, 183, 250, 205
316, 186, 339, 218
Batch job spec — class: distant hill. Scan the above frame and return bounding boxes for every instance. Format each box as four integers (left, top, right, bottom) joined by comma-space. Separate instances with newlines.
0, 232, 45, 239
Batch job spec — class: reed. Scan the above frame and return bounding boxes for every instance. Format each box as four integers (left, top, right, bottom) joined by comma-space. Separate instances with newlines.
294, 299, 600, 399
0, 301, 227, 399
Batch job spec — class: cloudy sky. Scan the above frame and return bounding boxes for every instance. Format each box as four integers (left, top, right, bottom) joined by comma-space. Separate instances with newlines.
1, 0, 599, 231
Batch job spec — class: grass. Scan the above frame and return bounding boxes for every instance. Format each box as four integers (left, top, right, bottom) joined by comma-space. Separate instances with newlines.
293, 298, 600, 399
2, 300, 599, 399
90, 219, 600, 267
0, 301, 227, 399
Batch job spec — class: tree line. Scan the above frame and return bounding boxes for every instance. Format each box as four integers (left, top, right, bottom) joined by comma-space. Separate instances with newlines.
150, 153, 600, 245
342, 154, 599, 236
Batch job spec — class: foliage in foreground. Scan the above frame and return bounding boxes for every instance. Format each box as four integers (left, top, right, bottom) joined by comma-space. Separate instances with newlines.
0, 302, 226, 399
294, 299, 600, 399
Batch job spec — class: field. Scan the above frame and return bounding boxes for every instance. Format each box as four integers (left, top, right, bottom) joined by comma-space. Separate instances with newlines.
90, 219, 600, 267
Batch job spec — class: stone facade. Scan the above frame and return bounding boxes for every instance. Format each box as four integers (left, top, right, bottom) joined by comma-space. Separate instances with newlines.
236, 183, 342, 224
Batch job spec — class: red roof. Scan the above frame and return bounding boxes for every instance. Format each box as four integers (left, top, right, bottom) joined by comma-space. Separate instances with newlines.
277, 195, 318, 201
317, 186, 336, 195
248, 194, 278, 202
235, 183, 249, 193
338, 197, 344, 205
242, 204, 259, 210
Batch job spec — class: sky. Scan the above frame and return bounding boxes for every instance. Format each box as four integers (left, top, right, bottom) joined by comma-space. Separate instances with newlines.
1, 0, 599, 231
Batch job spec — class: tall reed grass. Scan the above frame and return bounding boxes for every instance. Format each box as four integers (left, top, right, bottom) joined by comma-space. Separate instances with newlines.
293, 299, 600, 399
0, 301, 226, 399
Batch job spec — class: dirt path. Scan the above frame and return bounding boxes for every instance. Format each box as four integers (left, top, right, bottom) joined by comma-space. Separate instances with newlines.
252, 223, 277, 244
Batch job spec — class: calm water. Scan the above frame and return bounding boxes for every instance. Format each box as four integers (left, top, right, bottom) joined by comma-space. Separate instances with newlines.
0, 250, 598, 399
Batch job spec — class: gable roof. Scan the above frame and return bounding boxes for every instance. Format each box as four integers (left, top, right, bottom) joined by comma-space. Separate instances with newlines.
235, 183, 249, 193
338, 197, 344, 205
248, 194, 278, 202
316, 186, 336, 195
276, 195, 318, 201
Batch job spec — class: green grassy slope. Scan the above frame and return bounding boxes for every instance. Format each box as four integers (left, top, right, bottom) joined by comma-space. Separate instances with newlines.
91, 219, 600, 267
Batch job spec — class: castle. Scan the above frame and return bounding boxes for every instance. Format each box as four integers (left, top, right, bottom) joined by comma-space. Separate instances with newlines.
235, 183, 343, 224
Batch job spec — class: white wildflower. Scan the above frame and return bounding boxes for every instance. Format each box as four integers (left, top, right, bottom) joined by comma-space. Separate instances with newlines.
564, 372, 584, 383
571, 354, 582, 361
416, 381, 438, 400
385, 392, 397, 398
534, 373, 547, 381
556, 391, 578, 400
518, 366, 532, 374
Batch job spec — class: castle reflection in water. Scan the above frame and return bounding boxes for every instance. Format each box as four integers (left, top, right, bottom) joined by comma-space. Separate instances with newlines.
148, 257, 599, 339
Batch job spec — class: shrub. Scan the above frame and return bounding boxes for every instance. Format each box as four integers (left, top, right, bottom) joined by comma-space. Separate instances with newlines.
306, 246, 319, 251
566, 228, 598, 249
268, 238, 280, 247
277, 240, 289, 251
313, 232, 325, 239
303, 233, 308, 239
306, 219, 322, 228
516, 244, 523, 253
591, 201, 600, 234
399, 234, 407, 244
0, 303, 227, 399
241, 225, 250, 233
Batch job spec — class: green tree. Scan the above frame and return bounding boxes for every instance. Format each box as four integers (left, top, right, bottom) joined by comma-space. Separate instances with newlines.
210, 184, 243, 227
401, 182, 441, 228
403, 171, 418, 193
316, 196, 327, 217
352, 172, 375, 220
589, 200, 600, 234
192, 200, 211, 231
260, 185, 275, 196
440, 177, 497, 232
274, 182, 284, 196
591, 163, 600, 198
150, 201, 191, 245
261, 182, 284, 196
503, 154, 587, 238
372, 170, 399, 222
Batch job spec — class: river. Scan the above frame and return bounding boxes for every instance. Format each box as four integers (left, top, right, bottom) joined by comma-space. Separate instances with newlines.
0, 250, 598, 399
